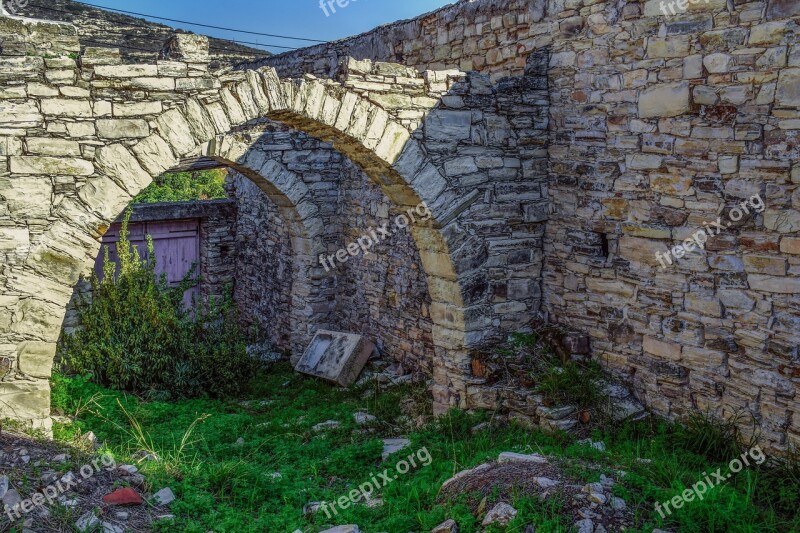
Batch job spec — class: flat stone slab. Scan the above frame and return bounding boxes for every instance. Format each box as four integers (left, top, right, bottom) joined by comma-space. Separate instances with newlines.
381, 438, 411, 461
294, 330, 375, 386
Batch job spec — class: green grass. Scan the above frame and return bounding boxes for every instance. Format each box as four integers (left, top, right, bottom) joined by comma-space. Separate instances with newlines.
49, 366, 800, 533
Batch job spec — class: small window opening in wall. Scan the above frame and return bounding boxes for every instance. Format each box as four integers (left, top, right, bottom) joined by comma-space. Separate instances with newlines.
599, 233, 610, 259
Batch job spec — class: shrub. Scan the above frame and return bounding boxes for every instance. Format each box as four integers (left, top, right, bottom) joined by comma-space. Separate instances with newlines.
59, 210, 256, 399
132, 168, 228, 203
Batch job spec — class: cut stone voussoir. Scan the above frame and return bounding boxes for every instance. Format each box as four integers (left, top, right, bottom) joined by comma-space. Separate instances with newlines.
294, 330, 376, 386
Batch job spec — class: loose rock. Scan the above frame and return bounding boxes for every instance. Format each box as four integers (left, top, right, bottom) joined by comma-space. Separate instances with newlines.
482, 502, 517, 526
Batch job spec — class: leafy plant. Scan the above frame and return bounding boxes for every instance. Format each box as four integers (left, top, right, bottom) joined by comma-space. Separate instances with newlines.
59, 209, 256, 399
133, 168, 228, 204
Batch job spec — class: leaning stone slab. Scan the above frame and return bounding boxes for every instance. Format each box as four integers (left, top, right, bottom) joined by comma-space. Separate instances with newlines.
294, 330, 375, 386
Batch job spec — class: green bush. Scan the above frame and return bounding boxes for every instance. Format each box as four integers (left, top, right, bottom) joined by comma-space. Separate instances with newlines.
59, 210, 255, 399
132, 168, 228, 204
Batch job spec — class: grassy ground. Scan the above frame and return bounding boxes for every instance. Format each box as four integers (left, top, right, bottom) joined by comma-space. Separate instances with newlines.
47, 364, 800, 533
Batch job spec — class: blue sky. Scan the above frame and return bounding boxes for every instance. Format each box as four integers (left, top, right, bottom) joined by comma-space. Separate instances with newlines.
83, 0, 454, 54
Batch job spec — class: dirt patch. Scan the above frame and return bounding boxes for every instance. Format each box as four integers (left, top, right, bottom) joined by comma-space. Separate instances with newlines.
0, 431, 161, 532
438, 459, 633, 532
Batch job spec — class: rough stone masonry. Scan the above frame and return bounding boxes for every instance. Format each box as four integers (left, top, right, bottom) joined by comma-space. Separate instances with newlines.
1, 0, 799, 453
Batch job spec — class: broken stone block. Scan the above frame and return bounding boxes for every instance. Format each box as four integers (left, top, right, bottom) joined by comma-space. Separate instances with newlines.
294, 330, 375, 387
160, 34, 209, 63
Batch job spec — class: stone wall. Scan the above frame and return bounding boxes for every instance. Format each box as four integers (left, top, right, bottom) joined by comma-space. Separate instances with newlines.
252, 0, 800, 452
228, 171, 295, 349
244, 0, 549, 80
2, 0, 800, 452
542, 0, 800, 451
226, 126, 437, 374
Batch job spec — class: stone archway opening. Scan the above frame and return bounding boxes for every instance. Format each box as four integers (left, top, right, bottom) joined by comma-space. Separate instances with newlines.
2, 17, 537, 428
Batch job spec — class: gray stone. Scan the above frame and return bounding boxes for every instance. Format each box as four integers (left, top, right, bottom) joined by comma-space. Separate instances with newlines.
381, 438, 411, 461
294, 330, 375, 387
482, 502, 517, 527
153, 487, 176, 506
319, 527, 361, 533
96, 119, 149, 139
431, 518, 458, 533
498, 452, 548, 464
639, 82, 691, 118
75, 512, 100, 532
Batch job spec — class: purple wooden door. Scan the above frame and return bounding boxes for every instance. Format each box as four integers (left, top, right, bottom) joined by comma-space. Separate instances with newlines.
95, 219, 200, 308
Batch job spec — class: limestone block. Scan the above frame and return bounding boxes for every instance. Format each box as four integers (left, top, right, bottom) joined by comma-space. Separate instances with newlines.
130, 135, 175, 178
374, 122, 410, 165
245, 70, 271, 114
77, 177, 132, 223
704, 53, 732, 74
112, 101, 162, 117
80, 47, 121, 67
10, 298, 65, 341
66, 122, 95, 138
585, 278, 635, 299
176, 77, 219, 91
0, 101, 42, 127
294, 330, 375, 386
160, 34, 209, 63
425, 110, 471, 142
765, 1, 800, 22
0, 176, 52, 219
639, 82, 691, 118
0, 226, 29, 254
155, 109, 196, 156
96, 119, 149, 139
748, 275, 800, 293
26, 137, 81, 156
619, 235, 669, 266
16, 341, 56, 378
203, 102, 231, 134
0, 381, 50, 421
9, 156, 93, 176
764, 209, 800, 233
94, 144, 153, 196
40, 98, 92, 117
647, 36, 690, 58
183, 99, 217, 143
776, 68, 800, 108
94, 64, 158, 78
220, 87, 246, 125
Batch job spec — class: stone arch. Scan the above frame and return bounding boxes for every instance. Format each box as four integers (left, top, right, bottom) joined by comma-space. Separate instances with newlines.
130, 70, 480, 411
0, 47, 480, 425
